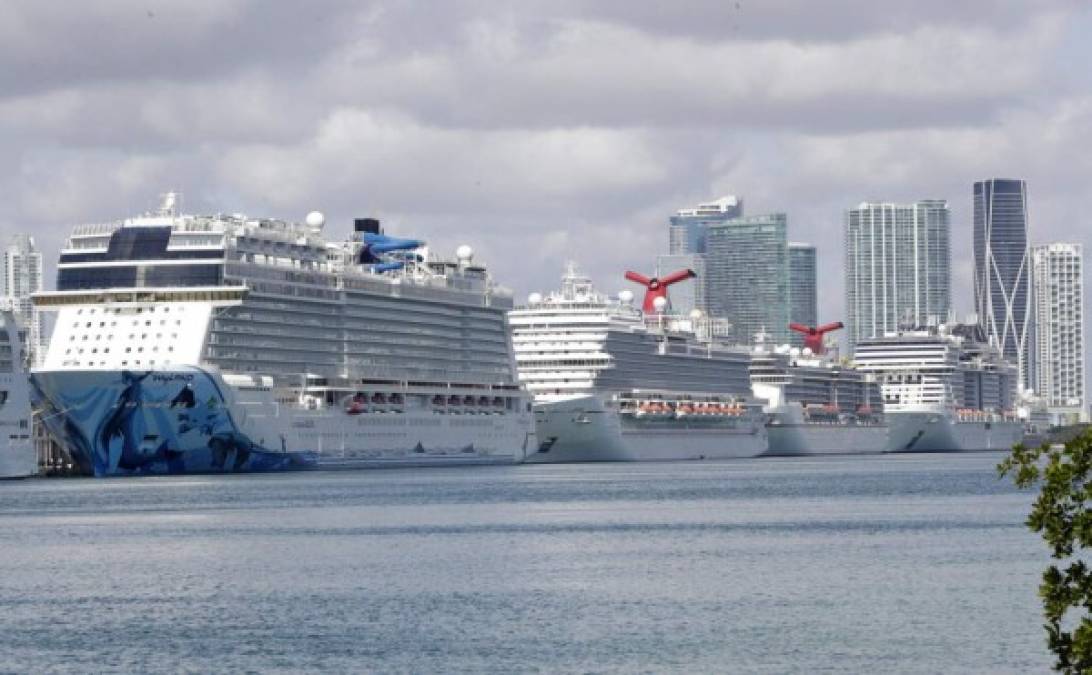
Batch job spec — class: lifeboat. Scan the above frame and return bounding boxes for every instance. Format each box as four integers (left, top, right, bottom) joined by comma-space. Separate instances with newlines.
345, 393, 367, 415
677, 403, 694, 417
448, 394, 461, 405
432, 394, 445, 406
478, 396, 491, 406
463, 395, 476, 405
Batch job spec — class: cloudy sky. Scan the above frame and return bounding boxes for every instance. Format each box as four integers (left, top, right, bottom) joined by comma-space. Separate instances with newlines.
1, 0, 1089, 323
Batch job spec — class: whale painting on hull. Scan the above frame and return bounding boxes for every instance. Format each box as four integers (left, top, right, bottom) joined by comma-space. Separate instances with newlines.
31, 366, 316, 476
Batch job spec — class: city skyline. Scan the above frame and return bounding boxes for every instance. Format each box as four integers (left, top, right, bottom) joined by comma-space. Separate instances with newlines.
0, 3, 1088, 373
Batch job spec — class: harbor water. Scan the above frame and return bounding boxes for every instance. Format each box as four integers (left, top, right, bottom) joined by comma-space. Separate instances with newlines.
0, 453, 1052, 673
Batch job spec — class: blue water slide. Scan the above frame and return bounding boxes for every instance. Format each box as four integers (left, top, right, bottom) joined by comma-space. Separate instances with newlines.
358, 232, 424, 265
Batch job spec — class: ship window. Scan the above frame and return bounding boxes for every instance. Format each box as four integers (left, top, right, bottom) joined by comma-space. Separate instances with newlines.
65, 349, 70, 354
122, 361, 127, 365
168, 347, 174, 352
99, 322, 105, 327
138, 347, 143, 353
125, 347, 131, 353
77, 309, 83, 315
104, 348, 110, 354
145, 321, 151, 326
85, 322, 91, 328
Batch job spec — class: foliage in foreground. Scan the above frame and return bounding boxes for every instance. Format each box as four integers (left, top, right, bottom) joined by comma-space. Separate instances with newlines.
999, 431, 1092, 673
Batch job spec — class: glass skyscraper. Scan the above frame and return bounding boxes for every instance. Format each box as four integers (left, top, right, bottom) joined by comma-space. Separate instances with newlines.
704, 213, 789, 344
668, 195, 743, 255
844, 200, 951, 350
788, 243, 817, 347
973, 179, 1033, 390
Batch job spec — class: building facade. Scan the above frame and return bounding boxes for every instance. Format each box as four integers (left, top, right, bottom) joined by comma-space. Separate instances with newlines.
788, 243, 817, 347
844, 200, 951, 349
973, 178, 1033, 390
656, 253, 705, 315
1, 234, 43, 365
668, 195, 743, 255
704, 213, 789, 345
1032, 243, 1085, 424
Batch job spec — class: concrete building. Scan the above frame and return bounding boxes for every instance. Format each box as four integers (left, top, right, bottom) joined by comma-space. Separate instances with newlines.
668, 195, 743, 255
844, 200, 951, 349
1, 234, 43, 365
703, 213, 789, 345
788, 243, 817, 347
1032, 243, 1085, 424
973, 179, 1034, 390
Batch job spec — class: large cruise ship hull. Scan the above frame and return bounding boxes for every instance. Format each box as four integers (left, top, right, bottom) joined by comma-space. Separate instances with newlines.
527, 395, 768, 463
0, 438, 35, 478
886, 408, 1024, 453
31, 367, 533, 477
764, 424, 888, 456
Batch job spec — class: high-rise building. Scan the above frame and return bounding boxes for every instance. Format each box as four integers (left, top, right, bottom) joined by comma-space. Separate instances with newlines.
788, 243, 817, 347
973, 179, 1033, 390
655, 253, 705, 315
844, 200, 951, 349
668, 195, 743, 255
1, 234, 43, 365
704, 213, 789, 344
1032, 243, 1085, 424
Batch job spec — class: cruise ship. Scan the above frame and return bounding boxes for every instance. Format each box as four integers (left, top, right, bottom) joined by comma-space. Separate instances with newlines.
0, 309, 34, 478
750, 329, 887, 456
30, 194, 534, 476
509, 264, 767, 462
853, 323, 1023, 452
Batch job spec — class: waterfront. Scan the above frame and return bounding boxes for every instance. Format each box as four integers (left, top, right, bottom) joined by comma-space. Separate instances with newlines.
0, 453, 1051, 673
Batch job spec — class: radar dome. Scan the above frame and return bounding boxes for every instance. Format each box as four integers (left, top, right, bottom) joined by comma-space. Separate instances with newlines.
801, 347, 813, 356
689, 309, 703, 320
528, 292, 543, 305
652, 296, 668, 312
305, 211, 325, 229
618, 290, 634, 304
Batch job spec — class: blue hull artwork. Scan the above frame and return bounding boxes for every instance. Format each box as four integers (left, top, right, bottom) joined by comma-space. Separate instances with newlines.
30, 367, 317, 477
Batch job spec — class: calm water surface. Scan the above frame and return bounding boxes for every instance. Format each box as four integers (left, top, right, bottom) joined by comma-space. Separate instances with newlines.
0, 453, 1053, 673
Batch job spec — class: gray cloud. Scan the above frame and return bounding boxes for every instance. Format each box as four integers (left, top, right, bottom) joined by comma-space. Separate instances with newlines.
0, 0, 1088, 350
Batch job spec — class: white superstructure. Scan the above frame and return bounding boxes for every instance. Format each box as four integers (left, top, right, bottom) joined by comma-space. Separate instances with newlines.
509, 264, 767, 462
853, 323, 1023, 452
30, 194, 534, 476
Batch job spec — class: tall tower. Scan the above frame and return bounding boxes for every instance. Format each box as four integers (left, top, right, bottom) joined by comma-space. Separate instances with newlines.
668, 195, 743, 255
1032, 243, 1085, 423
703, 213, 789, 344
844, 200, 951, 349
1, 235, 43, 365
974, 179, 1033, 390
788, 243, 817, 347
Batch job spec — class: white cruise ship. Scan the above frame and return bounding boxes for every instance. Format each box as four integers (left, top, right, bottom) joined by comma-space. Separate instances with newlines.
508, 264, 767, 462
853, 323, 1023, 452
0, 309, 34, 478
30, 194, 534, 476
750, 331, 887, 456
